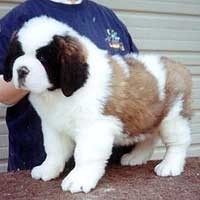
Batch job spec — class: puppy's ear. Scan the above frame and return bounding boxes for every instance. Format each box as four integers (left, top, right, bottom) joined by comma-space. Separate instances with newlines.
3, 32, 24, 82
53, 35, 88, 97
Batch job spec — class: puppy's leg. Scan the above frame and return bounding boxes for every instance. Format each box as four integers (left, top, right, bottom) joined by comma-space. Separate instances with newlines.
61, 118, 121, 193
154, 115, 191, 176
31, 123, 74, 181
121, 133, 159, 166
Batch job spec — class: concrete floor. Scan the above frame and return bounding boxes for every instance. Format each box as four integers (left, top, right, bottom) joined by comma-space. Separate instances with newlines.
0, 157, 199, 200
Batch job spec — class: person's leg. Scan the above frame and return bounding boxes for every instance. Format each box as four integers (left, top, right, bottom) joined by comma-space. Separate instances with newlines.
7, 103, 46, 171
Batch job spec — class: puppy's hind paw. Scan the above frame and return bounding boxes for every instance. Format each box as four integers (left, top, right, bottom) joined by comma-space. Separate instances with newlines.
154, 160, 184, 177
120, 151, 150, 166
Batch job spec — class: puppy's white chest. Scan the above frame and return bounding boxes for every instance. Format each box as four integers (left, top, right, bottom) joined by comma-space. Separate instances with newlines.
29, 90, 99, 139
29, 92, 78, 133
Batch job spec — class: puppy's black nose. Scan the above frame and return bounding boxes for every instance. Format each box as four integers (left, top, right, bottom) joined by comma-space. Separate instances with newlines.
17, 66, 30, 79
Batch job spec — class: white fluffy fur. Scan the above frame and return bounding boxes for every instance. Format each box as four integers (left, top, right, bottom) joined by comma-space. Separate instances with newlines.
18, 16, 79, 55
10, 16, 191, 193
112, 55, 130, 78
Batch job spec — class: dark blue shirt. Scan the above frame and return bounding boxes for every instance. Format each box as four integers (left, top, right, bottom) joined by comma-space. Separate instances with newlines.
0, 0, 138, 171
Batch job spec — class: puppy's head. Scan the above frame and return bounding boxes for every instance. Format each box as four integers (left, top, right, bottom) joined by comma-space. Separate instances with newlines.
3, 16, 88, 97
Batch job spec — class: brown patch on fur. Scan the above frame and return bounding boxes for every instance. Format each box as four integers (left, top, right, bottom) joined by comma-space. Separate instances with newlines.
53, 35, 89, 96
104, 55, 192, 136
104, 56, 165, 135
54, 35, 88, 63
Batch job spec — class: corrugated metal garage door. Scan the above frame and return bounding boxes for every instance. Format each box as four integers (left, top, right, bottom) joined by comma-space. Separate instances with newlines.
0, 0, 200, 172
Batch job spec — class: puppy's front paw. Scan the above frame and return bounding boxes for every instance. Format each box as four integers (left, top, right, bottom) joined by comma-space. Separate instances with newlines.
31, 161, 64, 181
61, 166, 102, 193
154, 160, 184, 177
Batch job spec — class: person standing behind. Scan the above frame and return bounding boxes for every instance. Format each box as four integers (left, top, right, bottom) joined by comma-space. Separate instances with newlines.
0, 0, 138, 171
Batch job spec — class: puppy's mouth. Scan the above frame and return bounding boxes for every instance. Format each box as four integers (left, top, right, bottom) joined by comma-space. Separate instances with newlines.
14, 78, 27, 90
18, 78, 26, 89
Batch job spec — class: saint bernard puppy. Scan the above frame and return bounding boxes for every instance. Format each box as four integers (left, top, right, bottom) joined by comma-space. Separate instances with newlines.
3, 16, 192, 193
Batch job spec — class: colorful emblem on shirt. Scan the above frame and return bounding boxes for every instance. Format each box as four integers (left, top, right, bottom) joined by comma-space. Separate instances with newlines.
105, 29, 125, 51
